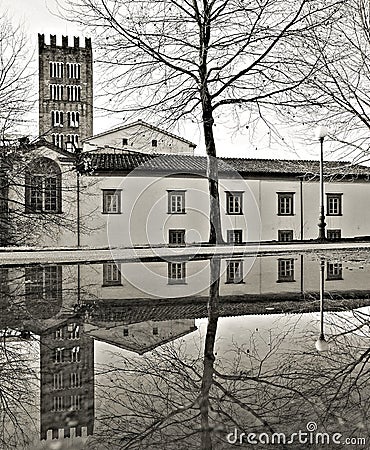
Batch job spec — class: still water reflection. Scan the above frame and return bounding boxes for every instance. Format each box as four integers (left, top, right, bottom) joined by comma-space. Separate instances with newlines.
0, 251, 369, 449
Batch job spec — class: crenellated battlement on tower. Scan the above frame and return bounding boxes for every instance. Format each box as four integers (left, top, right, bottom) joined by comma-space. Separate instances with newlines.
38, 33, 92, 51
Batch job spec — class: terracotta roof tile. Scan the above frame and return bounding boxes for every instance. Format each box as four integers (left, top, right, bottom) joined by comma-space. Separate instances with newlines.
88, 152, 370, 179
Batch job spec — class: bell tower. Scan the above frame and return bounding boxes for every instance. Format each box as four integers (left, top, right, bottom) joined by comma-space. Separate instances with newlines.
38, 34, 93, 149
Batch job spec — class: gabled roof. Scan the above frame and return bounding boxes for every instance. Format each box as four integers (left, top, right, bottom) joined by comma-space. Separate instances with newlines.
83, 119, 197, 147
85, 326, 196, 355
30, 138, 76, 158
0, 139, 76, 160
88, 152, 370, 179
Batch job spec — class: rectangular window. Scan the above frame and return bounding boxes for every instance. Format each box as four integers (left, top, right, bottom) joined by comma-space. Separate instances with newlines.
122, 138, 128, 146
67, 323, 80, 340
53, 396, 64, 411
51, 110, 64, 127
278, 230, 293, 242
168, 190, 185, 214
66, 134, 79, 148
25, 266, 62, 302
153, 326, 159, 335
102, 190, 121, 214
327, 194, 342, 215
25, 266, 43, 300
226, 192, 243, 214
54, 347, 65, 364
67, 111, 80, 128
70, 346, 81, 363
169, 229, 185, 246
103, 263, 122, 286
123, 328, 129, 336
327, 229, 341, 240
227, 229, 243, 244
44, 266, 62, 301
53, 372, 64, 390
168, 262, 186, 284
226, 260, 244, 284
327, 262, 343, 281
277, 193, 294, 215
70, 372, 81, 388
52, 133, 64, 149
29, 176, 43, 212
278, 259, 295, 282
26, 174, 61, 214
70, 395, 81, 411
54, 327, 63, 340
152, 139, 158, 147
44, 177, 58, 212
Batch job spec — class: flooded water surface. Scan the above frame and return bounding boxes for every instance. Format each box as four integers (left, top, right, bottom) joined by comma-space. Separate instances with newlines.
0, 250, 369, 449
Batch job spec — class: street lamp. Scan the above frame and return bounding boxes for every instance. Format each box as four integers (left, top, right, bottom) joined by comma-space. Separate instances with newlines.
66, 142, 81, 247
315, 126, 328, 241
66, 141, 93, 247
315, 257, 329, 352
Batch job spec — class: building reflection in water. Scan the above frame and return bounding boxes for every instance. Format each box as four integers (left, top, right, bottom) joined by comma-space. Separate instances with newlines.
0, 251, 370, 447
39, 320, 94, 440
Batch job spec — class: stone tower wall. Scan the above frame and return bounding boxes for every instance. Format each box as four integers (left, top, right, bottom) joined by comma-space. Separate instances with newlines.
38, 34, 93, 149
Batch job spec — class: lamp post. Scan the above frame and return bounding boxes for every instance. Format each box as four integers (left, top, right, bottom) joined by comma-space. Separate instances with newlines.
315, 126, 328, 241
315, 257, 329, 352
66, 142, 81, 247
67, 142, 94, 248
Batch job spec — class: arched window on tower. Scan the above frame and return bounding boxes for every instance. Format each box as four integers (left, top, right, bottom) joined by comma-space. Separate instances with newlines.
50, 84, 64, 101
66, 134, 79, 148
67, 85, 81, 101
51, 110, 64, 127
66, 63, 81, 80
52, 133, 64, 149
25, 158, 62, 213
67, 111, 80, 127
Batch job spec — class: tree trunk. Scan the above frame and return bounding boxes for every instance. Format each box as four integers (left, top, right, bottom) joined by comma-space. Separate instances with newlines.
200, 258, 221, 449
202, 97, 225, 245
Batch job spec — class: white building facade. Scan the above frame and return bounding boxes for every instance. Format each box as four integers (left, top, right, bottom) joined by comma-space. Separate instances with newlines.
83, 120, 196, 155
3, 127, 370, 248
77, 153, 370, 248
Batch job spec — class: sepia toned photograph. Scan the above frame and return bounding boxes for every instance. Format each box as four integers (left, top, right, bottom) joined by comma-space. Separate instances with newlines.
0, 0, 369, 449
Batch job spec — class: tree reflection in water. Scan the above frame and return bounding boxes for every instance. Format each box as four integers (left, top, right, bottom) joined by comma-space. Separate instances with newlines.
87, 256, 369, 450
0, 334, 39, 448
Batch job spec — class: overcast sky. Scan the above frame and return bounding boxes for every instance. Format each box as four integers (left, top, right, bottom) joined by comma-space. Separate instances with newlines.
2, 0, 80, 38
1, 0, 322, 159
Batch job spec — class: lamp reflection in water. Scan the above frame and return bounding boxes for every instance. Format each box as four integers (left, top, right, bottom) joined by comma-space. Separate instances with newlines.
315, 257, 329, 352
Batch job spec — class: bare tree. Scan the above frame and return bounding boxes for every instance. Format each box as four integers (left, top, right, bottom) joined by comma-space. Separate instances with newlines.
0, 16, 34, 143
59, 0, 344, 243
0, 332, 40, 449
279, 0, 370, 162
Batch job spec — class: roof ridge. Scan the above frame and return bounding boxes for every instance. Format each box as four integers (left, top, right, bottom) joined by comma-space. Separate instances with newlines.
91, 152, 358, 166
83, 120, 197, 147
